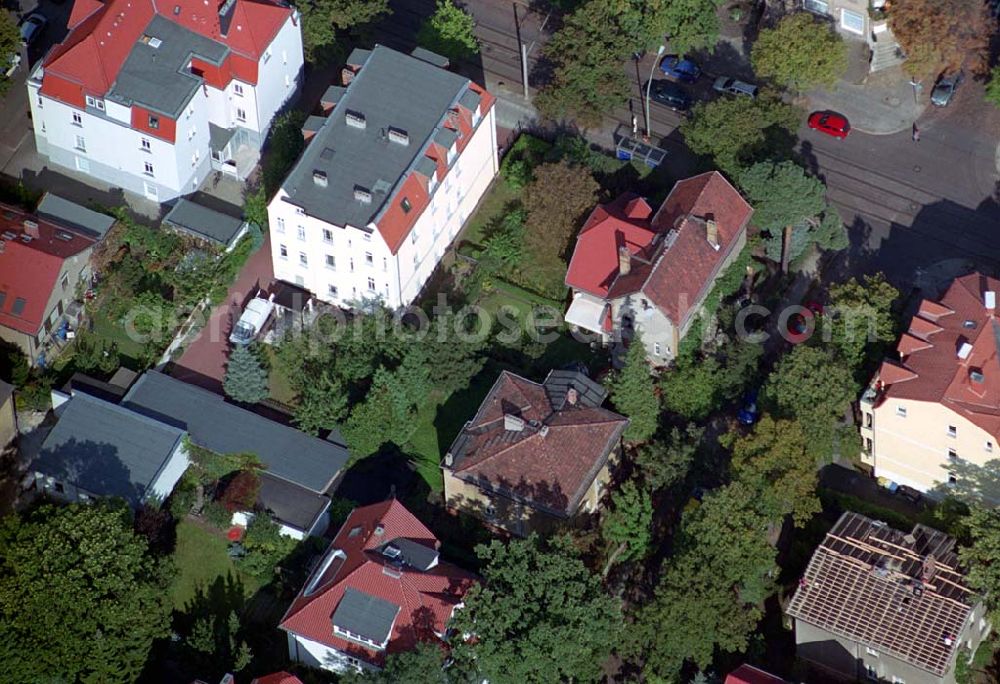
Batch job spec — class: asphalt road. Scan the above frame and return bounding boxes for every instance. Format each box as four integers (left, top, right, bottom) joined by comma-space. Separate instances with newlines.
428, 0, 1000, 291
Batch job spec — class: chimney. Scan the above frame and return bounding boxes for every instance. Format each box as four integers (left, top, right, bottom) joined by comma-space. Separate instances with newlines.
986, 291, 996, 311
23, 219, 39, 238
706, 218, 720, 250
539, 425, 549, 437
566, 387, 578, 406
444, 452, 453, 467
618, 246, 631, 275
958, 341, 973, 360
504, 414, 525, 432
374, 523, 385, 536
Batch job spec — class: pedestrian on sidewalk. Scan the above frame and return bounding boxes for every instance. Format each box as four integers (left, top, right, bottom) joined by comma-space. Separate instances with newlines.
912, 123, 920, 142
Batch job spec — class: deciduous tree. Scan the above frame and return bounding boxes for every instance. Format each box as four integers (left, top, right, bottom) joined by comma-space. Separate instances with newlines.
0, 504, 172, 683
827, 273, 900, 372
681, 95, 801, 175
609, 331, 659, 443
752, 13, 848, 91
729, 416, 820, 526
889, 0, 990, 79
986, 65, 1000, 108
764, 344, 857, 461
417, 0, 479, 62
223, 345, 270, 404
959, 506, 1000, 623
451, 534, 622, 683
738, 160, 827, 233
298, 0, 390, 63
0, 14, 19, 95
632, 482, 776, 678
343, 642, 449, 683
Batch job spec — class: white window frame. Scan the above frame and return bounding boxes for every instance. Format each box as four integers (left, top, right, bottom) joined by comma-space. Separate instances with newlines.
236, 107, 247, 123
85, 95, 105, 111
71, 111, 82, 126
143, 161, 154, 177
322, 228, 333, 244
325, 254, 336, 270
299, 252, 308, 267
75, 156, 90, 173
276, 217, 286, 234
279, 244, 288, 259
297, 225, 306, 240
365, 251, 374, 266
74, 135, 86, 152
896, 406, 907, 418
653, 342, 661, 356
987, 441, 994, 453
948, 447, 958, 461
140, 137, 151, 153
327, 284, 338, 299
233, 83, 244, 97
840, 8, 865, 34
947, 425, 957, 438
367, 277, 376, 292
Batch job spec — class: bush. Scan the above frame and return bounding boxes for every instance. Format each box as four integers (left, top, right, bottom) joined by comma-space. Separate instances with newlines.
14, 381, 51, 412
167, 476, 198, 518
237, 515, 298, 579
202, 500, 233, 530
500, 158, 533, 190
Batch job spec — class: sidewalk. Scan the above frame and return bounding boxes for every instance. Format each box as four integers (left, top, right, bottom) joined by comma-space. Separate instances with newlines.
802, 42, 926, 135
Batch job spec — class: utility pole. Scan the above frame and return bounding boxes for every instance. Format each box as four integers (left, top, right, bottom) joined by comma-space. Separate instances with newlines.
513, 3, 530, 100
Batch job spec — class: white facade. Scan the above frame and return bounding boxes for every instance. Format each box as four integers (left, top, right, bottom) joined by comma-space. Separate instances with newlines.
286, 630, 371, 674
230, 503, 330, 540
28, 12, 303, 202
268, 104, 498, 310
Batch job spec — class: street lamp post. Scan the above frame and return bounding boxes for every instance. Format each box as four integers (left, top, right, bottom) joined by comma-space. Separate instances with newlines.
644, 45, 666, 141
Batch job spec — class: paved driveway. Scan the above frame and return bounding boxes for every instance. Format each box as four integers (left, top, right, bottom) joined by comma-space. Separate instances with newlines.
171, 234, 275, 392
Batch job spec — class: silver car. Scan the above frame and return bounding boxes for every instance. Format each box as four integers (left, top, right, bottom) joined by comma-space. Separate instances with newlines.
930, 73, 963, 107
713, 77, 758, 98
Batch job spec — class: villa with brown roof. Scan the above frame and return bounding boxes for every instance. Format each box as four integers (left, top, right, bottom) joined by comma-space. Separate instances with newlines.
860, 273, 1000, 499
563, 171, 753, 364
442, 369, 628, 536
787, 512, 988, 684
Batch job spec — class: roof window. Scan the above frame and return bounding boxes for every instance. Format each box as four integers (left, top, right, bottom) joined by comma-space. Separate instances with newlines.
387, 127, 409, 146
353, 187, 372, 204
345, 110, 366, 129
312, 170, 328, 187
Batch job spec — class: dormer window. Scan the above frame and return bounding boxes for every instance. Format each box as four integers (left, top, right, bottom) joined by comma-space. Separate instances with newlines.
85, 95, 105, 111
148, 115, 160, 130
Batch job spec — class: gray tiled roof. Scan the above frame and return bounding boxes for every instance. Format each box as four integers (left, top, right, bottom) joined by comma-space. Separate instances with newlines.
33, 393, 184, 504
542, 370, 607, 410
109, 15, 229, 117
257, 472, 330, 532
331, 587, 400, 644
162, 199, 245, 247
123, 371, 349, 492
280, 45, 472, 229
379, 537, 439, 571
36, 194, 115, 239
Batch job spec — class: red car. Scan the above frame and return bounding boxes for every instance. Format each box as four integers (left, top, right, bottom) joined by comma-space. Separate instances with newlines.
808, 111, 851, 139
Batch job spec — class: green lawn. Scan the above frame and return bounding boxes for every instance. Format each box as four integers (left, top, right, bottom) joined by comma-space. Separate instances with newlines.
460, 179, 519, 247
89, 311, 148, 359
170, 519, 259, 613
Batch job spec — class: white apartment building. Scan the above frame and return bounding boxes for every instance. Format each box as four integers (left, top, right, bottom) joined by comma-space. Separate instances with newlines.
28, 0, 303, 203
860, 273, 1000, 501
268, 45, 498, 310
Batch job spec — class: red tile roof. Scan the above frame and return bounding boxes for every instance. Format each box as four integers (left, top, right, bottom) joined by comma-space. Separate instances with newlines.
565, 172, 752, 327
564, 193, 656, 298
279, 499, 475, 668
725, 664, 787, 684
41, 0, 290, 101
877, 273, 1000, 437
0, 204, 96, 335
446, 371, 628, 516
251, 673, 303, 684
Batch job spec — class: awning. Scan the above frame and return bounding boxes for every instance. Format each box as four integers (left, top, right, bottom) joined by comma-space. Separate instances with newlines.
564, 294, 608, 334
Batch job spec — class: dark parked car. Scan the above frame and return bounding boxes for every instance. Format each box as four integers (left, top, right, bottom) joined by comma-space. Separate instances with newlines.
737, 389, 760, 426
646, 79, 692, 111
20, 13, 47, 46
659, 55, 701, 83
931, 72, 963, 107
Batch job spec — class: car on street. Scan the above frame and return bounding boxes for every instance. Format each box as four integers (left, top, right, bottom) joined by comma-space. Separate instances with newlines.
659, 55, 701, 83
930, 72, 963, 107
20, 13, 47, 46
807, 111, 851, 139
646, 79, 692, 112
712, 77, 758, 98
